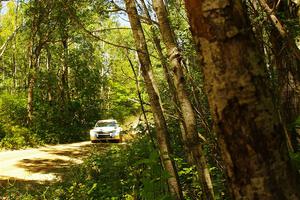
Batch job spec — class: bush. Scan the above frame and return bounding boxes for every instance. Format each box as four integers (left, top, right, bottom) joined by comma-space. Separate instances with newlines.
0, 92, 42, 149
0, 124, 41, 149
2, 135, 173, 200
0, 131, 230, 199
0, 92, 90, 148
57, 136, 172, 200
0, 92, 27, 125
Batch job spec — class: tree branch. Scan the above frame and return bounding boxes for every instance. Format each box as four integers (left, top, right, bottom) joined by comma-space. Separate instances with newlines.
67, 7, 159, 59
258, 0, 287, 37
91, 27, 131, 32
258, 0, 300, 59
0, 26, 21, 59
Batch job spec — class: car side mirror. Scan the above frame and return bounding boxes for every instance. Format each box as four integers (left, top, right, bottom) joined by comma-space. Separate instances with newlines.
117, 127, 122, 133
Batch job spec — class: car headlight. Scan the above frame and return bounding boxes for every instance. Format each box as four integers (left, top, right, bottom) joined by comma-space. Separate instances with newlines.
90, 130, 96, 135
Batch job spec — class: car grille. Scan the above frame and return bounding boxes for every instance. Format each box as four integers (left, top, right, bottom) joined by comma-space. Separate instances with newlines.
96, 134, 111, 139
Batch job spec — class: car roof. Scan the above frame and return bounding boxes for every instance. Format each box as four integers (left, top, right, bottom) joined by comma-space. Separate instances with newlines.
96, 119, 117, 123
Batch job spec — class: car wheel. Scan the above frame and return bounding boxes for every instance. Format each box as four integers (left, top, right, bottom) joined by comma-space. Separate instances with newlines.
91, 140, 97, 143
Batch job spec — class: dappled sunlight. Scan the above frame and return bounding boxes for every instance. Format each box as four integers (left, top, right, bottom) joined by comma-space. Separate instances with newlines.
0, 141, 92, 182
16, 158, 77, 174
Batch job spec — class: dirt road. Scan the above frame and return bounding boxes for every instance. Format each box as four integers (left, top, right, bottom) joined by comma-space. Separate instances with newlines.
0, 141, 92, 182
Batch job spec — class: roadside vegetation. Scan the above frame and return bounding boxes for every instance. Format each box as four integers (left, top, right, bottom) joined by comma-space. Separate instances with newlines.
0, 133, 227, 200
1, 0, 300, 199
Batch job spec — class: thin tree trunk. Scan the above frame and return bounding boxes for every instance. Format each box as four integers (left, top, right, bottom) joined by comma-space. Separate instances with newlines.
140, 0, 194, 164
61, 37, 70, 106
152, 0, 215, 199
126, 52, 154, 146
46, 47, 52, 103
27, 76, 35, 124
184, 0, 300, 199
27, 0, 41, 124
263, 0, 300, 125
12, 0, 19, 91
27, 53, 39, 124
269, 28, 298, 152
124, 0, 183, 199
12, 52, 16, 92
265, 0, 300, 151
27, 39, 42, 124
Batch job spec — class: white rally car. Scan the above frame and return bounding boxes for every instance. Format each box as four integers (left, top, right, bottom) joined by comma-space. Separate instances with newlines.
90, 119, 122, 143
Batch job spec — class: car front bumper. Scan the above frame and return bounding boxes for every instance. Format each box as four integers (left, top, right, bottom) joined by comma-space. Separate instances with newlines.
90, 133, 121, 141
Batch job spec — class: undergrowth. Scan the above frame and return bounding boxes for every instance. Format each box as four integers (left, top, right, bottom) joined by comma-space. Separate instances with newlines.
0, 135, 223, 200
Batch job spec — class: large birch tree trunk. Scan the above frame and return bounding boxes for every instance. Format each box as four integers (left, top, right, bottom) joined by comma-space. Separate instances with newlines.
184, 0, 300, 199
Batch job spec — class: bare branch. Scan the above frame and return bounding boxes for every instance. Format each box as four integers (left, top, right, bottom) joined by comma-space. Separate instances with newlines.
91, 27, 131, 32
0, 26, 21, 59
258, 0, 300, 59
67, 8, 159, 59
258, 0, 287, 37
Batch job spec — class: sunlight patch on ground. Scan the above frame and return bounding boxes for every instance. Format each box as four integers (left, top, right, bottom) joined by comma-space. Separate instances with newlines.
0, 141, 90, 182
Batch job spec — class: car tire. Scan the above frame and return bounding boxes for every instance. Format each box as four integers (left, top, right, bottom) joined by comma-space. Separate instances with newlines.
91, 140, 97, 143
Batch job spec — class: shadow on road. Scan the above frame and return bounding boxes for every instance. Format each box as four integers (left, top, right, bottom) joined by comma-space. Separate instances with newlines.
40, 142, 103, 158
0, 142, 115, 198
16, 158, 77, 174
14, 143, 95, 176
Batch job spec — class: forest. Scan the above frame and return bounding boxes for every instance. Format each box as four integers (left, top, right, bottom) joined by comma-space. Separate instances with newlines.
0, 0, 300, 199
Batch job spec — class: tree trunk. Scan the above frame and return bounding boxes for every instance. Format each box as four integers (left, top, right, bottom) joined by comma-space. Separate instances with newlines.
140, 0, 192, 163
124, 0, 183, 199
12, 0, 19, 92
61, 37, 70, 106
266, 1, 300, 152
27, 75, 35, 124
46, 47, 53, 103
126, 51, 154, 146
184, 0, 300, 199
152, 0, 214, 199
269, 28, 299, 152
27, 52, 39, 124
263, 0, 300, 126
26, 0, 43, 125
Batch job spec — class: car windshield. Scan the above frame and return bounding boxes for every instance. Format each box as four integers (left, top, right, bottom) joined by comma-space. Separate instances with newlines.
95, 121, 117, 128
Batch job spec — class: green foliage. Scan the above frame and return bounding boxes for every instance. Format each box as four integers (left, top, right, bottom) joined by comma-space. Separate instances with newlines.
290, 116, 300, 171
0, 92, 27, 125
0, 136, 173, 199
0, 0, 139, 148
80, 136, 171, 200
166, 118, 228, 200
0, 124, 41, 149
0, 93, 41, 149
107, 81, 140, 122
0, 130, 231, 199
292, 116, 300, 128
175, 157, 202, 199
290, 152, 300, 172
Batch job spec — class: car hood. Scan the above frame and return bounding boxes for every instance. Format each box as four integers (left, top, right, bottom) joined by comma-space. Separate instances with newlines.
91, 127, 116, 133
